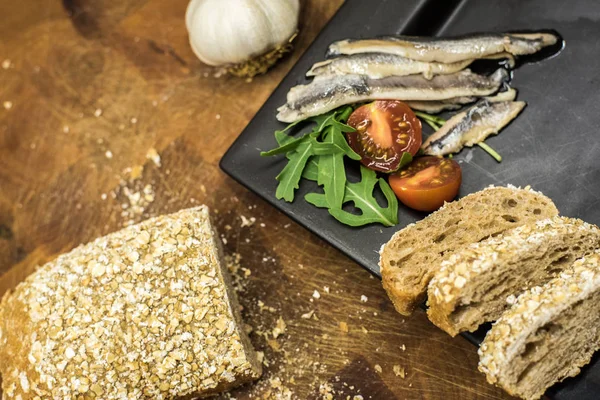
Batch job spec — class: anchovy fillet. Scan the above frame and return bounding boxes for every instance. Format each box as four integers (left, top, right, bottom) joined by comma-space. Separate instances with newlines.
307, 53, 474, 80
277, 69, 509, 123
327, 32, 558, 64
407, 88, 517, 114
421, 100, 526, 156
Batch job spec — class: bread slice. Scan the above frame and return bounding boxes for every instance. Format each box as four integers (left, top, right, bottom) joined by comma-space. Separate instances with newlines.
0, 207, 262, 399
427, 216, 600, 336
380, 185, 558, 316
478, 252, 600, 400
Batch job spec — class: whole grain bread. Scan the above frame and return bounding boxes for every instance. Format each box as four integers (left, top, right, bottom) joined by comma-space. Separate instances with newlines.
0, 207, 262, 399
427, 216, 600, 336
478, 251, 600, 400
379, 185, 558, 315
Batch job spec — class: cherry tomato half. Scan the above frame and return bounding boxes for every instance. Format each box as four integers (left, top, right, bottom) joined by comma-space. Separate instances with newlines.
389, 156, 462, 212
346, 100, 422, 173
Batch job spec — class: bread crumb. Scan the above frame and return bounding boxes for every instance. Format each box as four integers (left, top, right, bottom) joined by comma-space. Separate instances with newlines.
3, 101, 12, 110
272, 317, 286, 339
100, 193, 107, 200
323, 286, 330, 294
216, 114, 221, 120
145, 148, 161, 167
393, 365, 405, 378
339, 321, 349, 333
62, 125, 70, 133
401, 344, 406, 351
105, 150, 113, 159
361, 326, 368, 334
360, 295, 368, 303
301, 310, 315, 319
130, 117, 138, 124
374, 364, 382, 374
353, 396, 364, 400
1, 59, 11, 69
94, 108, 103, 117
240, 216, 256, 227
313, 290, 321, 299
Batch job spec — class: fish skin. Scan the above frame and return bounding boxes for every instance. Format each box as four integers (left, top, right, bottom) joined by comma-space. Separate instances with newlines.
408, 88, 517, 114
306, 53, 474, 80
277, 69, 509, 123
421, 100, 526, 156
326, 32, 558, 63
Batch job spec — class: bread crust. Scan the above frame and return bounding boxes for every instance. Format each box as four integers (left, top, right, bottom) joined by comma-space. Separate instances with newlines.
427, 216, 600, 336
478, 252, 600, 400
379, 185, 558, 316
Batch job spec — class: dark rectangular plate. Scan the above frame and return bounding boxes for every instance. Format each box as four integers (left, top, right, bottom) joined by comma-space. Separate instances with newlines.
220, 0, 600, 398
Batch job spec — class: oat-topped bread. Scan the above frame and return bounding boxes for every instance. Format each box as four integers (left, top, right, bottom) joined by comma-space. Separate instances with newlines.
0, 207, 262, 399
428, 216, 600, 336
380, 185, 558, 315
479, 251, 600, 400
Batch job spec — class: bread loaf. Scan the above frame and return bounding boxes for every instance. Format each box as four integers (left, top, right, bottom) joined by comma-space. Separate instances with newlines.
427, 216, 600, 336
0, 207, 262, 399
380, 185, 558, 315
478, 252, 600, 400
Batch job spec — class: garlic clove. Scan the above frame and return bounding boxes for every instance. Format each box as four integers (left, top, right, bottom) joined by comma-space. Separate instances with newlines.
186, 0, 299, 75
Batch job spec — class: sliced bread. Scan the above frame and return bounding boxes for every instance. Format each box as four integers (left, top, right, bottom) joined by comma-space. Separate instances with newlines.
478, 252, 600, 400
379, 185, 558, 316
427, 216, 600, 336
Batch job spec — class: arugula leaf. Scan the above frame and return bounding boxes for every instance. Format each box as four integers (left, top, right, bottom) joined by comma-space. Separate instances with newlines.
302, 157, 319, 181
265, 105, 400, 228
275, 141, 313, 202
397, 152, 413, 171
306, 166, 398, 227
318, 129, 346, 209
262, 131, 317, 156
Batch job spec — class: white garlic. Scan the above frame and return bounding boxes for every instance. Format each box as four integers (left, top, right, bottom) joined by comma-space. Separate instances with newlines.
186, 0, 299, 75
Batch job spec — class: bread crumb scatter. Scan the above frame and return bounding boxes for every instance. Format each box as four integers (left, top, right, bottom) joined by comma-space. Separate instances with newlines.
94, 108, 103, 117
393, 365, 405, 378
1, 59, 11, 69
3, 101, 13, 110
114, 166, 156, 226
339, 322, 349, 333
105, 150, 113, 159
130, 117, 138, 124
240, 216, 256, 228
313, 290, 321, 299
360, 295, 368, 303
146, 148, 161, 167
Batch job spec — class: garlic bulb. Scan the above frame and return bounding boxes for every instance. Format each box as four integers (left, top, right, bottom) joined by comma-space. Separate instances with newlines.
186, 0, 300, 77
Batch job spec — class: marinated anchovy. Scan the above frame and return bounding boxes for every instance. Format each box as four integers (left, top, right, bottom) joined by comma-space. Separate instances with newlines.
277, 69, 508, 123
407, 87, 517, 114
327, 32, 558, 64
307, 53, 473, 80
421, 100, 526, 156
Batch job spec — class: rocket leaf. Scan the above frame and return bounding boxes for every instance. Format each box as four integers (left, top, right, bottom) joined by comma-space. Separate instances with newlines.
306, 166, 399, 227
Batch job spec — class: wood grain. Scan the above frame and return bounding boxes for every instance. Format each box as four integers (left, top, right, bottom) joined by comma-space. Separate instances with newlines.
0, 0, 515, 398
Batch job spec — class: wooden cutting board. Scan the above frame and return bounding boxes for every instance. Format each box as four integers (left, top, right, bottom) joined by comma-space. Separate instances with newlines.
0, 0, 513, 398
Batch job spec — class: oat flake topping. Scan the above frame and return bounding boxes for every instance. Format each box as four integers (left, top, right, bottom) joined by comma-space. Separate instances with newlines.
0, 206, 260, 399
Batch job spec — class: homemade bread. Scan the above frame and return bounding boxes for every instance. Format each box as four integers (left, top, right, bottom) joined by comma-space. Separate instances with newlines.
427, 216, 600, 336
478, 252, 600, 400
0, 207, 262, 399
380, 185, 558, 315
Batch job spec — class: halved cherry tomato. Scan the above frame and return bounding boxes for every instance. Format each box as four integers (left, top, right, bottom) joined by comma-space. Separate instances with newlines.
346, 100, 422, 173
389, 156, 462, 212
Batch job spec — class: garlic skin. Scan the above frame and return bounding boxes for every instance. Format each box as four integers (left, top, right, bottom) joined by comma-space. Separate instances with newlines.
186, 0, 300, 67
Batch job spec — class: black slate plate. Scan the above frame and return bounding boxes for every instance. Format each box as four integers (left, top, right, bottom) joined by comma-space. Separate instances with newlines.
220, 0, 600, 398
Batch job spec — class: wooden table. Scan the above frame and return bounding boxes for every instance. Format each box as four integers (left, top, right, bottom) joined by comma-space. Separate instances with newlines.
0, 0, 514, 398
